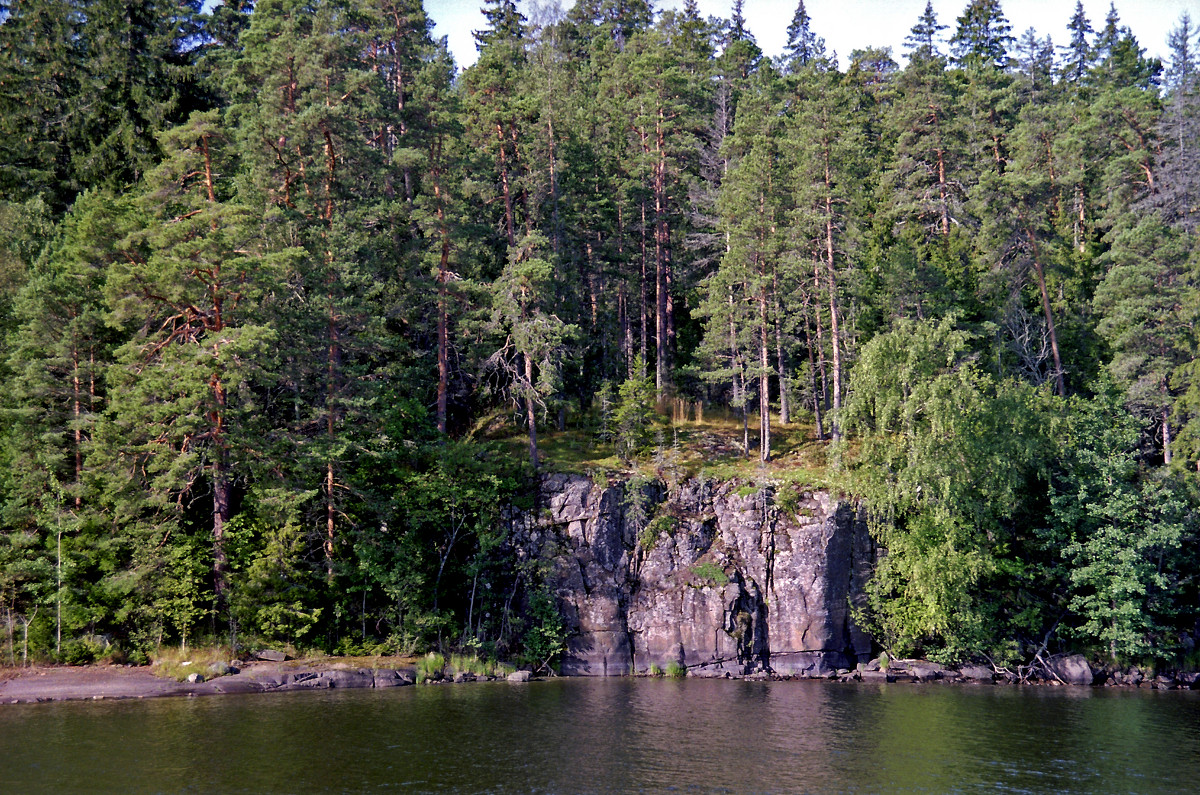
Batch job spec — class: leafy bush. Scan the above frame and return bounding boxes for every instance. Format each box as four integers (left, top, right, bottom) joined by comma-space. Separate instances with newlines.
60, 637, 104, 665
647, 663, 663, 677
664, 661, 687, 678
522, 586, 567, 674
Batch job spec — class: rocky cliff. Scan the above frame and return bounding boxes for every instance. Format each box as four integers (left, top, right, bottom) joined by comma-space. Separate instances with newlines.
518, 474, 874, 677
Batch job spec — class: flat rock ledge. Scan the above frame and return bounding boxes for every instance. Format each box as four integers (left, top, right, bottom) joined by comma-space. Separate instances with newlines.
0, 663, 547, 705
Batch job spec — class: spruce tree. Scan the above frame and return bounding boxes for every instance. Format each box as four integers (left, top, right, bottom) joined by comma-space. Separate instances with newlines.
903, 1, 946, 64
0, 0, 82, 209
783, 0, 826, 71
949, 0, 1014, 72
1059, 0, 1094, 84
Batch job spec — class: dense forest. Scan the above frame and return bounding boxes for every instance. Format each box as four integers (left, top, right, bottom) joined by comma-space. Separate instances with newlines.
1, 0, 1198, 672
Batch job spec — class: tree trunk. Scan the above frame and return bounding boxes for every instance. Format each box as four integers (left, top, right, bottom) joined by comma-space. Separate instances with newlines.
434, 152, 450, 435
760, 293, 771, 463
1162, 391, 1173, 466
497, 123, 516, 247
526, 353, 538, 471
777, 322, 789, 426
824, 152, 842, 438
804, 298, 825, 440
1027, 230, 1066, 397
811, 259, 829, 418
213, 462, 231, 601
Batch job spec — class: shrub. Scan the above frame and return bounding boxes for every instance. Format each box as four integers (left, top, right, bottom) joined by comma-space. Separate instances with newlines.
522, 587, 567, 674
664, 661, 687, 678
639, 514, 678, 551
60, 637, 103, 665
648, 663, 663, 677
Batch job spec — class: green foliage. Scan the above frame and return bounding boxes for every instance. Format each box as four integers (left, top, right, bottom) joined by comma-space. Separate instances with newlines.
614, 358, 658, 462
664, 660, 687, 678
773, 486, 805, 520
639, 514, 678, 551
690, 562, 729, 587
844, 317, 1056, 662
647, 663, 663, 677
1, 0, 1199, 670
227, 510, 323, 647
1046, 383, 1188, 660
416, 652, 446, 683
522, 586, 566, 674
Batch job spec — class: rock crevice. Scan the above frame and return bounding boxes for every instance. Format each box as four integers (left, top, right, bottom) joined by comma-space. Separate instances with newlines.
523, 474, 874, 677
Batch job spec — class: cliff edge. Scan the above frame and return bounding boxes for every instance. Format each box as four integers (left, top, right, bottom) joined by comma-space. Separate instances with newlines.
519, 474, 874, 677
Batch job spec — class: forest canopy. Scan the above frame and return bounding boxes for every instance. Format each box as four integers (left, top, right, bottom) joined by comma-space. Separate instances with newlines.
1, 0, 1198, 670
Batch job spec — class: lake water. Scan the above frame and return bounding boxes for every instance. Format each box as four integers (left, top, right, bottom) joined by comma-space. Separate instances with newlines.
1, 677, 1198, 793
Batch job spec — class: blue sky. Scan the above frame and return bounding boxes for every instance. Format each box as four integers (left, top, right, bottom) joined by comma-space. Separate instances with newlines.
426, 0, 1196, 71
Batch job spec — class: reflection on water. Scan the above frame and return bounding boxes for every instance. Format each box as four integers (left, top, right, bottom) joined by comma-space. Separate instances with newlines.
1, 678, 1197, 793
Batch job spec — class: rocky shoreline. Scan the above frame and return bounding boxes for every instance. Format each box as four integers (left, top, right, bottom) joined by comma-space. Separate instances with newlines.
0, 657, 544, 706
4, 652, 1198, 706
712, 654, 1200, 690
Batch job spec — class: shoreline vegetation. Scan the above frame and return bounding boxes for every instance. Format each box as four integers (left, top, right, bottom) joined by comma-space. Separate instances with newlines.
4, 652, 1199, 706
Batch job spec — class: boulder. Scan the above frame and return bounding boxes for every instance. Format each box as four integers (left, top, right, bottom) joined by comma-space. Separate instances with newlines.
372, 669, 413, 688
1046, 654, 1094, 686
253, 649, 288, 662
320, 669, 375, 689
185, 673, 205, 684
907, 662, 943, 681
507, 670, 532, 683
956, 664, 994, 680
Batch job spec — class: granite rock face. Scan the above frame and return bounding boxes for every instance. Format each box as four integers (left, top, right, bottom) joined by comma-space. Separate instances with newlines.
523, 474, 874, 676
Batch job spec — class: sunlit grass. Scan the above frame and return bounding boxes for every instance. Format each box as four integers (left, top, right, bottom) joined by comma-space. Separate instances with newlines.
151, 644, 236, 681
484, 401, 839, 489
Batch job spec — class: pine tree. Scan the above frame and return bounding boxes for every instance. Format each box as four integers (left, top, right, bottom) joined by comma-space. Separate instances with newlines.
99, 111, 283, 608
227, 0, 390, 578
703, 73, 786, 460
784, 65, 868, 438
881, 56, 967, 244
487, 234, 576, 470
464, 0, 530, 250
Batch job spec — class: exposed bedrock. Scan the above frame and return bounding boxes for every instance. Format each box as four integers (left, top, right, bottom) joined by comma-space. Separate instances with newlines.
520, 474, 874, 677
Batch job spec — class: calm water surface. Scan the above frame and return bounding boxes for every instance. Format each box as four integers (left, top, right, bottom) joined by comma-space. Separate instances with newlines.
1, 677, 1198, 793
